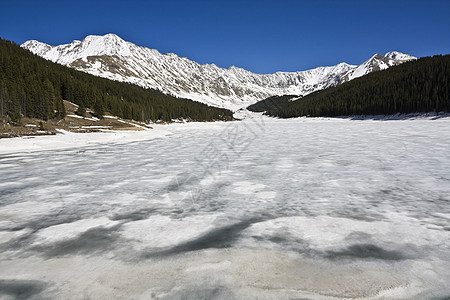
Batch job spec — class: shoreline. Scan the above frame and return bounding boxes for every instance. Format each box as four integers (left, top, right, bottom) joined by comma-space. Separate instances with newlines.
0, 128, 169, 155
0, 119, 233, 155
1, 114, 450, 155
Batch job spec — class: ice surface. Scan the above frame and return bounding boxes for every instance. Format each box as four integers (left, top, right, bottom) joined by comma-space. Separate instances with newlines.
33, 217, 120, 245
0, 127, 170, 155
0, 116, 449, 299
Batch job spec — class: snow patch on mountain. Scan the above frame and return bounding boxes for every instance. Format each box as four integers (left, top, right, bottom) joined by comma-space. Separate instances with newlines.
384, 51, 417, 61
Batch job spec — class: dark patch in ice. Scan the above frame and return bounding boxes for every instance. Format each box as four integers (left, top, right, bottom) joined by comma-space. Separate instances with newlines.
336, 159, 353, 166
0, 279, 46, 299
428, 295, 450, 300
0, 232, 37, 254
249, 232, 318, 257
40, 225, 122, 257
143, 218, 263, 258
110, 208, 158, 221
251, 230, 307, 247
166, 286, 235, 300
432, 296, 450, 300
267, 235, 288, 243
344, 231, 373, 241
0, 188, 24, 200
325, 243, 408, 261
331, 210, 386, 222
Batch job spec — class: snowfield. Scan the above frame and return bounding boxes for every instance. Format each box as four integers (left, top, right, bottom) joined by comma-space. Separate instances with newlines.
0, 116, 449, 299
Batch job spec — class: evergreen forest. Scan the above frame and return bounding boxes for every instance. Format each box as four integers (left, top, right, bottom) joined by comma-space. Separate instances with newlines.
263, 55, 449, 118
247, 95, 300, 112
0, 38, 233, 122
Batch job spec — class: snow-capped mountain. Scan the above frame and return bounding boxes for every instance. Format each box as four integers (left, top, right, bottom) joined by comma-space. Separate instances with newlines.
22, 34, 416, 110
341, 52, 417, 82
384, 51, 416, 61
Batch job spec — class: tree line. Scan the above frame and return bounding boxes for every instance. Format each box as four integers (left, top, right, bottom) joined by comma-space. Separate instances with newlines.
0, 38, 233, 122
247, 95, 300, 112
264, 55, 449, 118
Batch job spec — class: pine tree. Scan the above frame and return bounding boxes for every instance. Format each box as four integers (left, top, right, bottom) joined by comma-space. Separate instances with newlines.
93, 100, 104, 119
55, 98, 65, 119
75, 103, 86, 117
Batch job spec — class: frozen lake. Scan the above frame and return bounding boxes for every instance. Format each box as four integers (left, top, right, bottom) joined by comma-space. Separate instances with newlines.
1, 117, 449, 299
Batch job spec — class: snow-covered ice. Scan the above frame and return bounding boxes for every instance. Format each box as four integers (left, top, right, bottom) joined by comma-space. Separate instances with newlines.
0, 127, 169, 155
0, 116, 449, 299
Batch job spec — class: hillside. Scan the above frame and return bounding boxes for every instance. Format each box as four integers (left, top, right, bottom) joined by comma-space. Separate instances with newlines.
0, 37, 233, 127
264, 55, 449, 118
0, 100, 157, 138
247, 95, 301, 112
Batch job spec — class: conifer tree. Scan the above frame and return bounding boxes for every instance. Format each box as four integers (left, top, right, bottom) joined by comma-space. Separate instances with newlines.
75, 103, 86, 117
93, 100, 104, 119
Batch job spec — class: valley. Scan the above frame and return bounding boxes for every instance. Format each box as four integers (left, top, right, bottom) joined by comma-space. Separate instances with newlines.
0, 4, 448, 297
1, 116, 449, 299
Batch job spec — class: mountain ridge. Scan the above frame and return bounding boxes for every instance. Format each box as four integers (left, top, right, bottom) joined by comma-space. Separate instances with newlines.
22, 34, 416, 110
263, 55, 449, 118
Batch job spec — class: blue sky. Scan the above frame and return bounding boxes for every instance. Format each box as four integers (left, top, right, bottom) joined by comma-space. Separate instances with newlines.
1, 0, 449, 73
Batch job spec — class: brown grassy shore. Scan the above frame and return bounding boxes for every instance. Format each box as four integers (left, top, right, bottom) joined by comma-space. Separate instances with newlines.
0, 101, 153, 139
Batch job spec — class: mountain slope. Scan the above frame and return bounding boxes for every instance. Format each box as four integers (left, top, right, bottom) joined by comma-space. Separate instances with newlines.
264, 55, 449, 118
0, 37, 233, 123
341, 52, 417, 82
22, 34, 416, 110
248, 52, 418, 113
